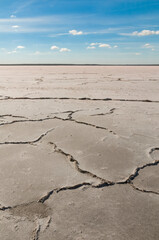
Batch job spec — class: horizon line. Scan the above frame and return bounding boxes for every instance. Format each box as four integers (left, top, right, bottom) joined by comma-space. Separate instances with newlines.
0, 64, 159, 66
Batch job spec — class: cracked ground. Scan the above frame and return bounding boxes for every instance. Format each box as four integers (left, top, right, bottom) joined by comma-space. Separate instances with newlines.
0, 66, 159, 240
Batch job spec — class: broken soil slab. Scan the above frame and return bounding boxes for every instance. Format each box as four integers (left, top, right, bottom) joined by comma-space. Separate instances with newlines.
132, 164, 159, 194
0, 118, 63, 143
72, 102, 159, 139
132, 148, 159, 194
0, 141, 92, 206
42, 121, 154, 182
40, 184, 159, 240
0, 99, 82, 120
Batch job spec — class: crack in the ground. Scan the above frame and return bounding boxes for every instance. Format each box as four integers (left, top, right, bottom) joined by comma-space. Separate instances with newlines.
0, 110, 73, 127
0, 111, 117, 135
0, 128, 54, 145
49, 141, 113, 186
50, 142, 159, 190
31, 216, 52, 240
38, 183, 92, 204
0, 114, 28, 119
32, 222, 41, 240
38, 142, 159, 203
149, 147, 159, 155
90, 108, 116, 116
1, 177, 158, 238
0, 116, 54, 127
117, 147, 159, 195
69, 118, 117, 135
130, 183, 159, 195
62, 109, 117, 134
0, 206, 12, 211
122, 151, 159, 183
38, 191, 54, 204
0, 139, 158, 213
1, 96, 159, 103
0, 128, 158, 240
0, 123, 158, 212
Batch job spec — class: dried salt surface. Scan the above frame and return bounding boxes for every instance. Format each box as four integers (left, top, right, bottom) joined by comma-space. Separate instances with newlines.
0, 142, 92, 207
0, 211, 33, 240
0, 66, 159, 240
41, 185, 159, 240
0, 66, 159, 100
42, 121, 153, 182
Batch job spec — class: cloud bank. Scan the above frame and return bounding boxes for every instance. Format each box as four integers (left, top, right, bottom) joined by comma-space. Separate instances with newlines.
132, 30, 159, 36
122, 29, 159, 36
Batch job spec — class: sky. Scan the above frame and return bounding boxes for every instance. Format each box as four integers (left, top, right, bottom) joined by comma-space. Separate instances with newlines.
0, 0, 159, 64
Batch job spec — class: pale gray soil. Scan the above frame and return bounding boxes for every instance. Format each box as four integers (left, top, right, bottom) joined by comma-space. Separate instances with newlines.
0, 66, 159, 240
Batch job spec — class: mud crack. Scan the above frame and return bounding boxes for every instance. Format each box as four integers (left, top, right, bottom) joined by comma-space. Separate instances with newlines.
0, 111, 117, 136
0, 128, 54, 145
90, 108, 116, 116
0, 143, 158, 215
32, 222, 41, 240
123, 151, 159, 183
130, 183, 159, 195
50, 141, 114, 185
1, 96, 159, 103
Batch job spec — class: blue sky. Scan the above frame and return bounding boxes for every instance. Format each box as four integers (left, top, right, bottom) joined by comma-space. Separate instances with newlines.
0, 0, 159, 64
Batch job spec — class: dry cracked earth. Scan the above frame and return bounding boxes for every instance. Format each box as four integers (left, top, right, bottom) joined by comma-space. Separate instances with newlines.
0, 66, 159, 240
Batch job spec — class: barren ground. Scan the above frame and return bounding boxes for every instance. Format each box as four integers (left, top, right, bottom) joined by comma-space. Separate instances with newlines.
0, 66, 159, 240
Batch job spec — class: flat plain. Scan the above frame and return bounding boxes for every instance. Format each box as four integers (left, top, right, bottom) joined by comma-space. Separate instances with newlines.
0, 66, 159, 240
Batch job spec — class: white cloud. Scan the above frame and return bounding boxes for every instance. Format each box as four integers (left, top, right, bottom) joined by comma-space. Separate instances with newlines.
133, 30, 159, 36
6, 46, 25, 54
88, 42, 118, 49
99, 43, 111, 48
16, 46, 25, 49
122, 30, 159, 36
50, 45, 59, 50
143, 43, 152, 48
87, 46, 96, 49
12, 25, 20, 29
50, 46, 71, 52
50, 29, 117, 38
90, 43, 99, 46
10, 15, 16, 18
60, 48, 71, 52
69, 29, 83, 35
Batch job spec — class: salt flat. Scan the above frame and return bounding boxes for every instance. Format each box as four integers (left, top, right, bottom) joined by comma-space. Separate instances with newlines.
0, 66, 159, 240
